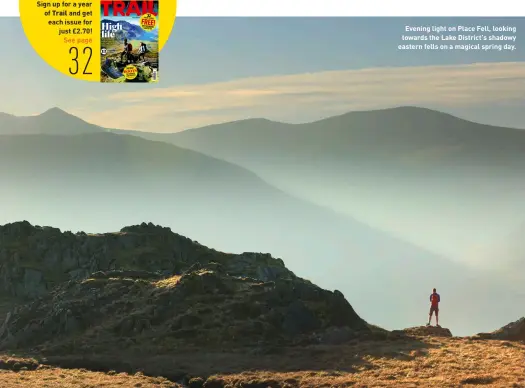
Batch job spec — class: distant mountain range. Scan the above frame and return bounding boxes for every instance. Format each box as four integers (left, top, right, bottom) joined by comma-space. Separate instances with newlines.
117, 106, 525, 165
13, 106, 525, 166
117, 106, 525, 268
106, 107, 525, 201
0, 106, 523, 334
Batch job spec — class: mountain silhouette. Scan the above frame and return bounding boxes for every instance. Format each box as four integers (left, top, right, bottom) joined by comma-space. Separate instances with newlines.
114, 106, 525, 198
155, 106, 525, 171
0, 107, 104, 135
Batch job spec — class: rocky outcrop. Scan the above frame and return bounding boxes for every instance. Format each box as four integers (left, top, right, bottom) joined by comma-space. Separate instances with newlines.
392, 326, 453, 338
0, 221, 296, 300
475, 317, 525, 341
0, 221, 370, 353
0, 266, 370, 353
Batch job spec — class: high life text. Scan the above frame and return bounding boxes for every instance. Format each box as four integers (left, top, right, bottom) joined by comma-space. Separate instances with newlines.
101, 1, 158, 17
101, 21, 123, 37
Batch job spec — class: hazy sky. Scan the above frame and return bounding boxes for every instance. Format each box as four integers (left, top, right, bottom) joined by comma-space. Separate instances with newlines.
2, 17, 525, 131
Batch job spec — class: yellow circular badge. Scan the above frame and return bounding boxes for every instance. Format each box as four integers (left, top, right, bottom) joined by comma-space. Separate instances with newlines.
123, 64, 138, 80
140, 13, 157, 31
19, 0, 176, 82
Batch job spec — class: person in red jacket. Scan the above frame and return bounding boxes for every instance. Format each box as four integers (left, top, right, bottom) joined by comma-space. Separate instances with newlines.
120, 39, 133, 62
427, 288, 441, 327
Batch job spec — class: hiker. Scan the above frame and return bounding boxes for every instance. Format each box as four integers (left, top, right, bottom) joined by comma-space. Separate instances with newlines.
427, 288, 440, 327
120, 39, 133, 62
138, 42, 149, 61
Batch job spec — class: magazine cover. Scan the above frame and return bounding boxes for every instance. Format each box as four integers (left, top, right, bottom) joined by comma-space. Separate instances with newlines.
100, 0, 159, 83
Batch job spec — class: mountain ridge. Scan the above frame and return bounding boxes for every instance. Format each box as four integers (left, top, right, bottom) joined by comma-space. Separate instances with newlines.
5, 105, 525, 135
0, 107, 104, 135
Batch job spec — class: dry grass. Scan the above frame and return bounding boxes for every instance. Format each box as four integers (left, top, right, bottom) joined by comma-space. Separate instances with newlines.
0, 356, 178, 387
154, 275, 182, 289
0, 368, 178, 388
0, 369, 178, 387
1, 336, 524, 387
208, 337, 525, 387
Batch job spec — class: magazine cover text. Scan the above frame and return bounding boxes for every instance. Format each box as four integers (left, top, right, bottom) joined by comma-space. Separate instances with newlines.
100, 0, 159, 83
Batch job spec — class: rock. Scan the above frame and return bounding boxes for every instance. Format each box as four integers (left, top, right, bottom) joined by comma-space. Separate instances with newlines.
0, 266, 370, 352
388, 330, 407, 340
22, 268, 47, 298
64, 316, 80, 333
0, 221, 297, 300
0, 312, 12, 340
0, 221, 371, 354
318, 326, 357, 344
225, 252, 293, 281
68, 268, 90, 280
182, 262, 202, 275
401, 325, 453, 337
60, 250, 78, 272
90, 270, 162, 280
329, 289, 365, 327
477, 317, 525, 341
189, 377, 205, 388
282, 300, 320, 335
203, 377, 225, 388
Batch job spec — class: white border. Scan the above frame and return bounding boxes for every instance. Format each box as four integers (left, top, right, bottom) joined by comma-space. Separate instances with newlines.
3, 0, 525, 17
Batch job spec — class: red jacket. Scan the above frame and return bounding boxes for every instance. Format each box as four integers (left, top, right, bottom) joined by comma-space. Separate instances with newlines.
430, 292, 440, 306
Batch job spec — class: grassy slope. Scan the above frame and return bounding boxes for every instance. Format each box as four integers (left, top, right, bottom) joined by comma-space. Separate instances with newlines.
0, 336, 524, 387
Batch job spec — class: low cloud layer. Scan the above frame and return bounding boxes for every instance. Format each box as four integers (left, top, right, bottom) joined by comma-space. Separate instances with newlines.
73, 62, 525, 132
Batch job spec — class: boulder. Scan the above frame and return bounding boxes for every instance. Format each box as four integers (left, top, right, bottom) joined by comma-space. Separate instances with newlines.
400, 325, 453, 337
476, 317, 525, 341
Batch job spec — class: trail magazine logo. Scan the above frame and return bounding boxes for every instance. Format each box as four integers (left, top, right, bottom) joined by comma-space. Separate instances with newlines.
100, 0, 159, 83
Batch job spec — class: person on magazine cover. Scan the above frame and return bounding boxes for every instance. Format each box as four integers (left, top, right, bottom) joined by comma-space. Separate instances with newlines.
138, 42, 149, 61
121, 38, 133, 63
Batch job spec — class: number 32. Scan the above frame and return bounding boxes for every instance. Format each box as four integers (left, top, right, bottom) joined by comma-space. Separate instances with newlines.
69, 46, 93, 75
